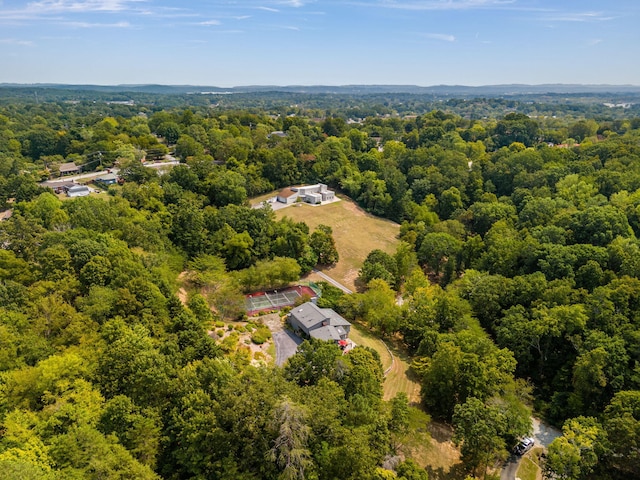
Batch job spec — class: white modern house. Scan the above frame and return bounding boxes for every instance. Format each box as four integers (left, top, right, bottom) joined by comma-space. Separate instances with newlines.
276, 184, 336, 205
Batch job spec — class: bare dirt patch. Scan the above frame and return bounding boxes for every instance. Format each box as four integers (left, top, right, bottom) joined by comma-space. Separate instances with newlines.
176, 271, 189, 305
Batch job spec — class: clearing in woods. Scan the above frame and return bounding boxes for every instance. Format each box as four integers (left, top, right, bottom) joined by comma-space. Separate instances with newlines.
273, 195, 422, 402
274, 195, 400, 292
268, 194, 461, 475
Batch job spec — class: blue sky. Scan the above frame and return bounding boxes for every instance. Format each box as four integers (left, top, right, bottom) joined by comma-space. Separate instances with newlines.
0, 0, 638, 86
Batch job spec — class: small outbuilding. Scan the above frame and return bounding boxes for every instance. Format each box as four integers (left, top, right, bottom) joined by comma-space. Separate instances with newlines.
66, 185, 90, 197
287, 302, 351, 342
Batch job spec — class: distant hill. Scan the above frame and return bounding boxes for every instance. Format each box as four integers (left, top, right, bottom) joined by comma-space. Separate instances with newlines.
2, 83, 640, 96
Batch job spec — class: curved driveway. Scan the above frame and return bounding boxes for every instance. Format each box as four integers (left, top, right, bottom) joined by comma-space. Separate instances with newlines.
501, 418, 562, 480
272, 329, 302, 367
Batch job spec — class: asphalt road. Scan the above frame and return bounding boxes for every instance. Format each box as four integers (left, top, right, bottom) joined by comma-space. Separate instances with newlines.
41, 159, 179, 185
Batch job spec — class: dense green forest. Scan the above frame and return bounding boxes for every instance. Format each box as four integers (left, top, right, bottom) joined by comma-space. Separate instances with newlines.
0, 90, 639, 479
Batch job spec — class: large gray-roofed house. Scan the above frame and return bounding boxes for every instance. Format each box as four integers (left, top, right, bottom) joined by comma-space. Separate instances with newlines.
287, 302, 351, 342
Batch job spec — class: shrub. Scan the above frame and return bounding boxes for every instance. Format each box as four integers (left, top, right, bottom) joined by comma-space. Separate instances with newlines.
220, 332, 239, 353
251, 326, 272, 345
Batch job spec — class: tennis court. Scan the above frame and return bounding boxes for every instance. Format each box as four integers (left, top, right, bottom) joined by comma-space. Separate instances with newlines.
245, 285, 318, 315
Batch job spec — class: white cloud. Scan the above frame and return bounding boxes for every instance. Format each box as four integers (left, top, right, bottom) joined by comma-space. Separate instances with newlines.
0, 0, 147, 22
362, 0, 516, 11
199, 19, 221, 26
25, 0, 145, 14
587, 38, 603, 46
422, 32, 455, 41
257, 6, 280, 12
542, 11, 615, 22
0, 37, 35, 46
64, 20, 131, 27
280, 0, 308, 6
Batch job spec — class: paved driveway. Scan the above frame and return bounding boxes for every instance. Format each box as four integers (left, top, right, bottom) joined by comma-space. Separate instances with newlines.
273, 329, 302, 366
501, 417, 562, 480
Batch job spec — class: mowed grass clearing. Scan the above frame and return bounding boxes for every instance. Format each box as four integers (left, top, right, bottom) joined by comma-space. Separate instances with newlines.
275, 195, 400, 292
349, 324, 421, 404
383, 343, 422, 403
517, 447, 545, 480
348, 323, 393, 371
273, 196, 421, 402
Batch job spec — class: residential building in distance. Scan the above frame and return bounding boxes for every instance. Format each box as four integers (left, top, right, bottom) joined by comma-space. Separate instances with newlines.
276, 187, 298, 204
58, 162, 81, 176
95, 173, 118, 185
276, 183, 336, 205
66, 185, 91, 197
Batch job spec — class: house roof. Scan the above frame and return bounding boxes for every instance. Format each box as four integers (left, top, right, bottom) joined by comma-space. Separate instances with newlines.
42, 180, 77, 189
0, 210, 12, 221
278, 187, 298, 198
310, 325, 344, 342
96, 173, 118, 182
290, 302, 351, 332
59, 162, 80, 173
68, 185, 90, 192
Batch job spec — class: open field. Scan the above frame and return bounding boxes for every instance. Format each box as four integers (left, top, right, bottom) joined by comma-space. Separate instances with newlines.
274, 195, 400, 292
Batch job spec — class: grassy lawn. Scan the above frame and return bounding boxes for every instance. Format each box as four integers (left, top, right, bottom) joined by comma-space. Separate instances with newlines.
382, 344, 422, 403
348, 323, 422, 403
274, 195, 400, 292
348, 323, 393, 370
407, 416, 464, 480
517, 447, 544, 480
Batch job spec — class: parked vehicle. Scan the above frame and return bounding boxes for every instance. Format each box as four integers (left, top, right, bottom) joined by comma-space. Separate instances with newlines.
513, 437, 534, 455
